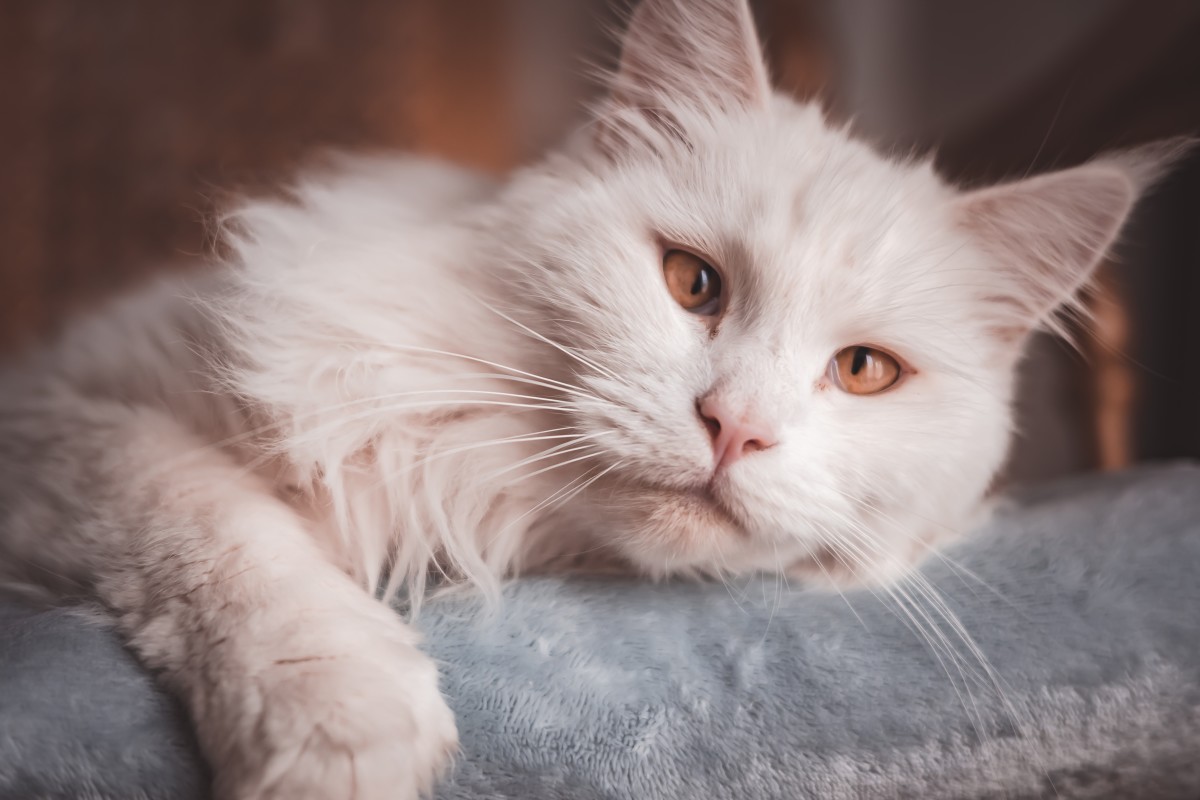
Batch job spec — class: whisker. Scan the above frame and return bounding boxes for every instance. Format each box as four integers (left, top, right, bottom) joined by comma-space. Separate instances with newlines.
310, 336, 589, 396
710, 544, 751, 615
507, 447, 607, 485
481, 304, 626, 385
418, 371, 599, 401
831, 515, 1038, 760
284, 398, 569, 450
483, 433, 614, 481
217, 398, 574, 490
760, 541, 787, 641
900, 570, 1027, 729
147, 381, 579, 474
815, 525, 990, 740
404, 429, 581, 471
797, 532, 869, 632
540, 459, 623, 516
489, 458, 624, 546
824, 482, 1023, 614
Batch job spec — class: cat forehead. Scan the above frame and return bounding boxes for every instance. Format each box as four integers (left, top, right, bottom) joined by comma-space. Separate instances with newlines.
623, 100, 950, 257
626, 104, 957, 295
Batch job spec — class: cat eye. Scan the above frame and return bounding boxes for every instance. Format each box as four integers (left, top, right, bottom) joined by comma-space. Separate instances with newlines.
828, 346, 903, 395
663, 249, 722, 316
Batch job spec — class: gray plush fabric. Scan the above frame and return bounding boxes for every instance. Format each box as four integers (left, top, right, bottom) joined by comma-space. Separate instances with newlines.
2, 464, 1199, 800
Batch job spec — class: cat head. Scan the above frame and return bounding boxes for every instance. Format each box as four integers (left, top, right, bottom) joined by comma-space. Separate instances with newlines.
486, 0, 1181, 582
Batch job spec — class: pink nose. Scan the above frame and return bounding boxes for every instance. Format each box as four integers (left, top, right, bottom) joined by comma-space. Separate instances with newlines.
697, 395, 778, 471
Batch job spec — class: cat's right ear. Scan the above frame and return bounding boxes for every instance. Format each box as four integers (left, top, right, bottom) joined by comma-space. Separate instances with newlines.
593, 0, 770, 155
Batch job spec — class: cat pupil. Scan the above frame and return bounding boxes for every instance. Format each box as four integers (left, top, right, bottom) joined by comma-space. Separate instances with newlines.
690, 270, 706, 296
851, 347, 868, 375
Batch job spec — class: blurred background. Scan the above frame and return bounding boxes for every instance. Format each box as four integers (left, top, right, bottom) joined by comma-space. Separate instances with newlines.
1, 0, 1197, 484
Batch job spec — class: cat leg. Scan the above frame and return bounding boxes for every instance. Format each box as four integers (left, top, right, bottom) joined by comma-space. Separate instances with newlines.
0, 401, 457, 800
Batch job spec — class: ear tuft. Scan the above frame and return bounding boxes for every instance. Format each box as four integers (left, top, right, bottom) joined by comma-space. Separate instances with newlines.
1094, 136, 1195, 194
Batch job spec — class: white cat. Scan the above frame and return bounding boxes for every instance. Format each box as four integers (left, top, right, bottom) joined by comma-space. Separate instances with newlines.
0, 0, 1180, 797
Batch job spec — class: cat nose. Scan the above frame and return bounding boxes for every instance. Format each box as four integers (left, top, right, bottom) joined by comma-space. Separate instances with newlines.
696, 395, 778, 471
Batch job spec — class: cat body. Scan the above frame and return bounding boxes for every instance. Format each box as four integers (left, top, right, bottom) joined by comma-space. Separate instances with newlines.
0, 0, 1176, 797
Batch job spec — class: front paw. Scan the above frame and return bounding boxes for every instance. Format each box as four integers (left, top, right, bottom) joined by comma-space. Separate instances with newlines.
216, 647, 458, 800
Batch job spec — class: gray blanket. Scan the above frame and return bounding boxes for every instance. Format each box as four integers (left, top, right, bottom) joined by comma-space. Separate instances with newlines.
2, 464, 1199, 799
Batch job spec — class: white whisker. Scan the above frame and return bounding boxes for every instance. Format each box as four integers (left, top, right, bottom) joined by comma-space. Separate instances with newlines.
814, 523, 990, 740
831, 514, 1035, 753
484, 433, 614, 481
507, 447, 607, 485
491, 459, 624, 545
481, 303, 626, 384
313, 336, 589, 396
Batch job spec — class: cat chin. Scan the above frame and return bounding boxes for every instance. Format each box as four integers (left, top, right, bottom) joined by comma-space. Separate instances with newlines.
595, 481, 803, 577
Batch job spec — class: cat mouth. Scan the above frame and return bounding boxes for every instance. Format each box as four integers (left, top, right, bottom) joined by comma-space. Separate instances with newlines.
630, 477, 749, 536
694, 482, 752, 535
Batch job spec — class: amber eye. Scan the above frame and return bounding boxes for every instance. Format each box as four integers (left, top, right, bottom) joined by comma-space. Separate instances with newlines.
663, 249, 722, 316
828, 346, 903, 395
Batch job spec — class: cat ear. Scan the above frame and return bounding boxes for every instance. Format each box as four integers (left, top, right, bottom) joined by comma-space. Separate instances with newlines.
954, 139, 1190, 343
596, 0, 770, 152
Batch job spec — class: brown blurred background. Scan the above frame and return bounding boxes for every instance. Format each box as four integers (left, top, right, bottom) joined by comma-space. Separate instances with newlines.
1, 0, 1197, 484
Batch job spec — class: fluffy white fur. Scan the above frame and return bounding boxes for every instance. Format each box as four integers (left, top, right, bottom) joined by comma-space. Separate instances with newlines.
0, 0, 1180, 797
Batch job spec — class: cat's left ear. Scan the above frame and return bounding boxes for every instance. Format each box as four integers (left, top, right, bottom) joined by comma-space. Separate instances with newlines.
954, 139, 1191, 344
596, 0, 770, 152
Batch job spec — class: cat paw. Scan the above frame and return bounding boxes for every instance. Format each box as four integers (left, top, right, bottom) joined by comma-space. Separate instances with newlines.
216, 646, 458, 800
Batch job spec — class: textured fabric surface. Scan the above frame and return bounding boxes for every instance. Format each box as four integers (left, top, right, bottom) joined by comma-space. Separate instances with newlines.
1, 463, 1198, 799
